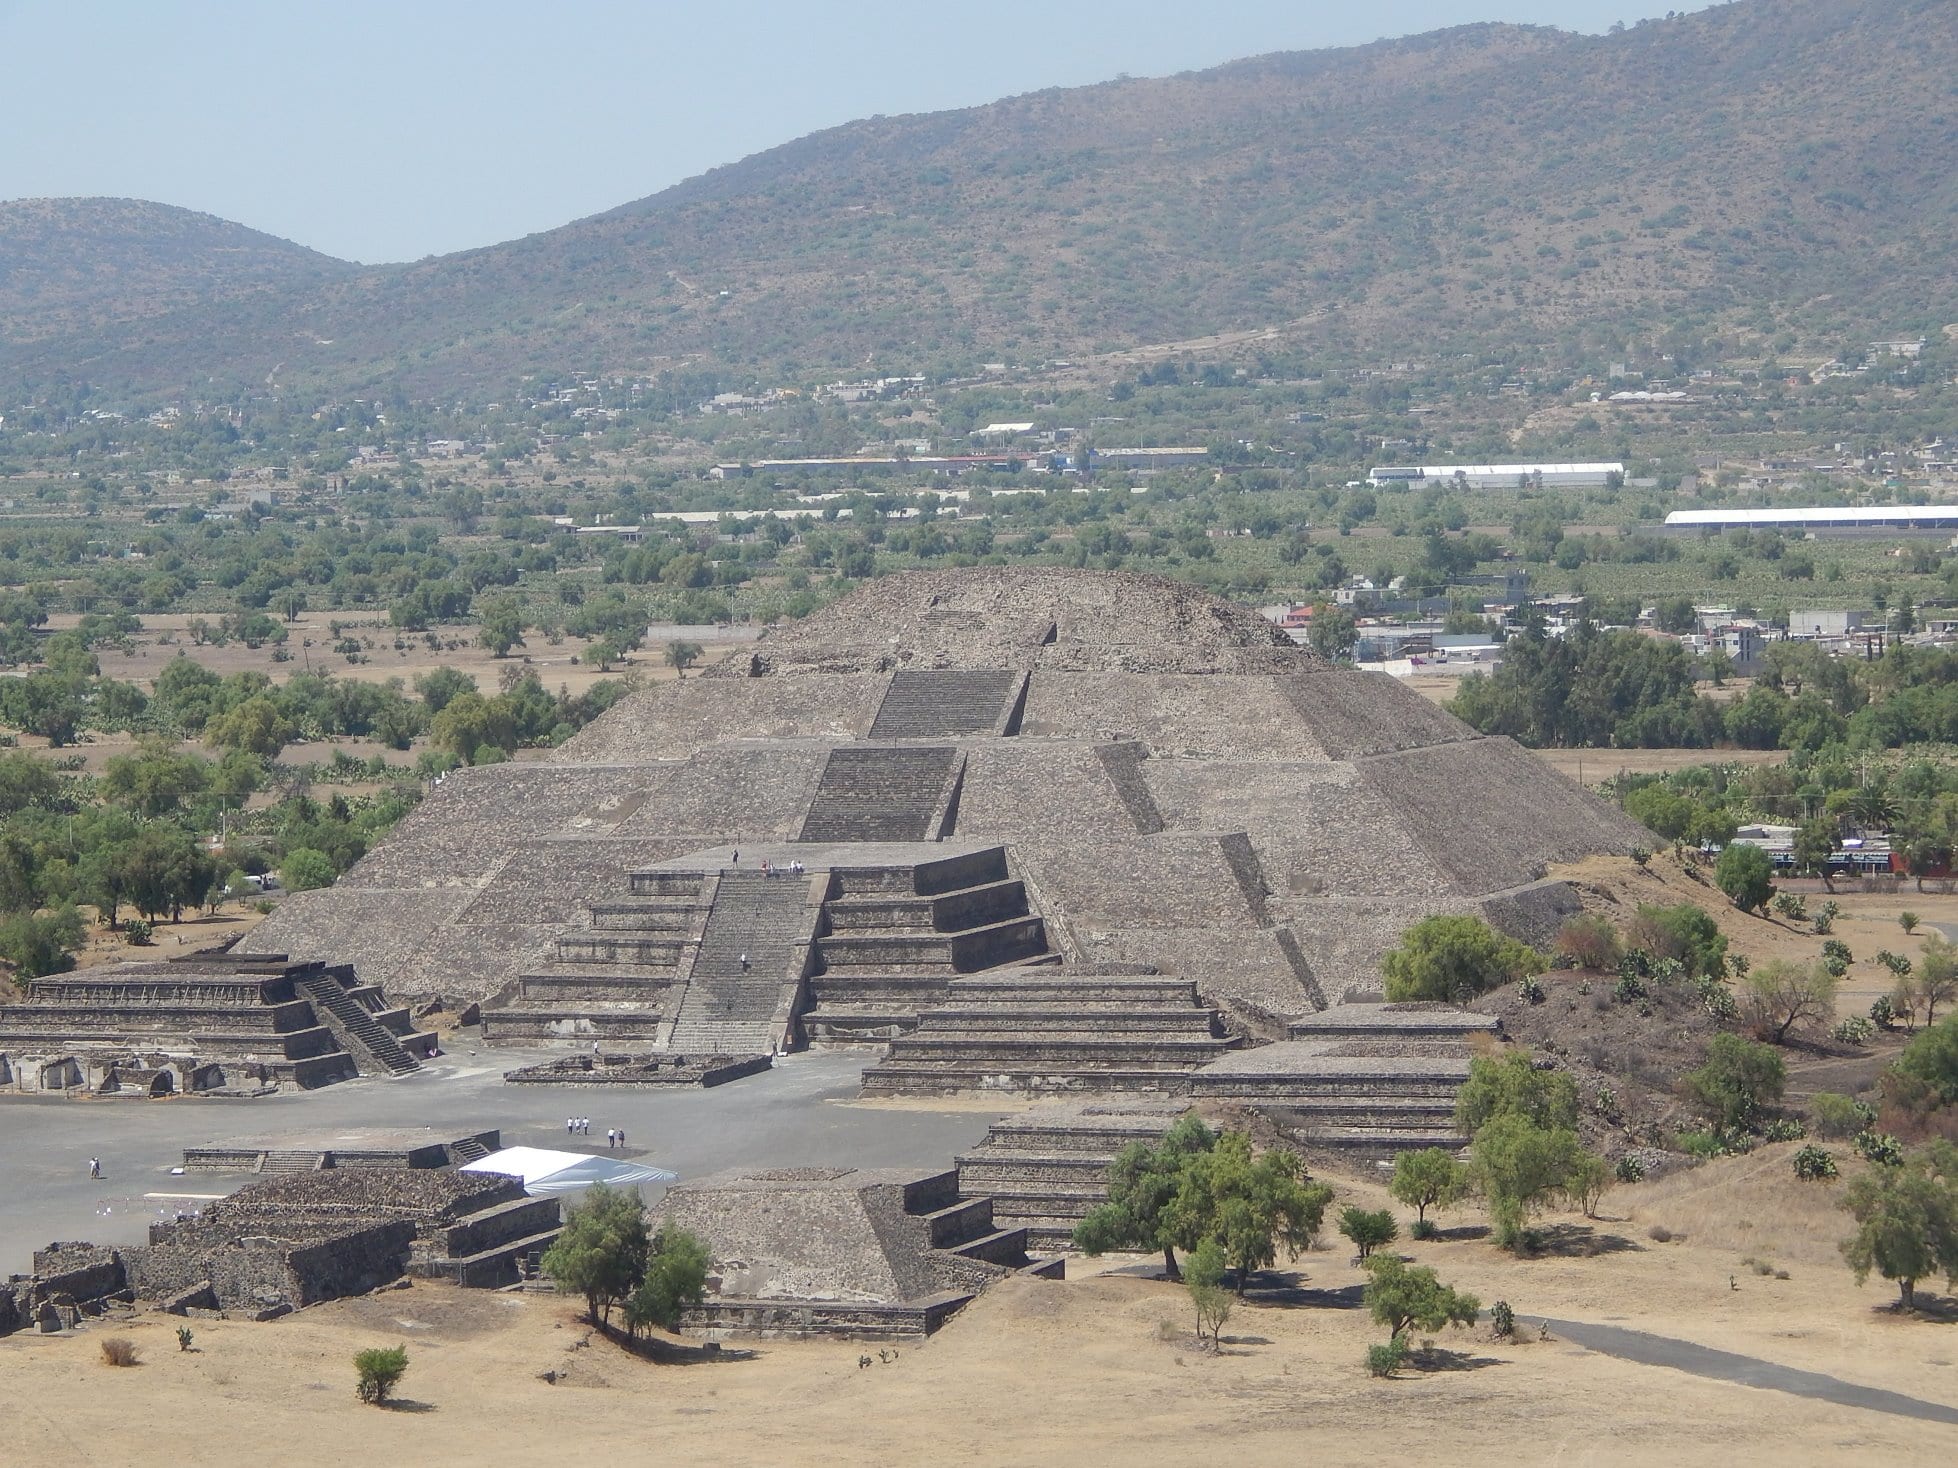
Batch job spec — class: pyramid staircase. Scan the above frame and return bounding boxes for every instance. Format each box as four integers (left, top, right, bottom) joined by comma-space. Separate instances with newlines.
954, 1102, 1185, 1252
860, 969, 1239, 1097
665, 871, 819, 1055
867, 669, 1026, 739
291, 973, 421, 1076
1189, 1002, 1497, 1159
797, 746, 963, 842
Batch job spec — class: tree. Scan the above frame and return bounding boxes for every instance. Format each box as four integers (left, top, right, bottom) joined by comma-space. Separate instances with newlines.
1172, 1131, 1333, 1295
1073, 1114, 1217, 1280
1307, 604, 1358, 662
540, 1181, 650, 1324
1840, 1144, 1958, 1309
665, 640, 704, 678
1564, 1149, 1613, 1218
1742, 958, 1840, 1044
622, 1228, 711, 1338
1362, 1254, 1481, 1339
102, 739, 210, 819
429, 691, 516, 763
353, 1345, 409, 1405
1904, 934, 1958, 1028
0, 749, 63, 818
1338, 1207, 1399, 1259
1390, 1147, 1471, 1226
204, 695, 295, 760
1793, 818, 1838, 891
1184, 1238, 1232, 1350
1714, 842, 1776, 913
1454, 1050, 1579, 1135
1891, 1016, 1958, 1110
1473, 1114, 1587, 1249
414, 667, 477, 714
1382, 915, 1542, 1004
280, 848, 337, 892
477, 597, 525, 658
1684, 1033, 1787, 1131
0, 905, 84, 978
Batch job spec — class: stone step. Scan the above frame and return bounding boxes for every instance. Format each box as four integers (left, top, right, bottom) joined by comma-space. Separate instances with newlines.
913, 1196, 997, 1248
1297, 1127, 1467, 1154
823, 879, 1030, 934
946, 1225, 1029, 1266
626, 872, 707, 899
815, 916, 1047, 973
923, 1007, 1223, 1035
955, 1154, 1114, 1187
557, 935, 687, 965
868, 669, 1022, 739
945, 977, 1200, 1005
588, 900, 701, 932
1258, 1097, 1457, 1127
884, 1035, 1232, 1066
797, 746, 959, 843
861, 1063, 1198, 1097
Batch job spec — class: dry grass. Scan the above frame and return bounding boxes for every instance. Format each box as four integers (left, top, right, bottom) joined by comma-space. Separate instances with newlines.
98, 1337, 139, 1367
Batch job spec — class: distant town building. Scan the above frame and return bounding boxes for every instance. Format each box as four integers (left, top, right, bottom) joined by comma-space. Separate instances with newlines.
1664, 506, 1958, 536
1366, 462, 1624, 489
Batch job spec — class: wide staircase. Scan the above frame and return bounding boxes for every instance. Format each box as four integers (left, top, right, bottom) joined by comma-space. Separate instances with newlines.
868, 670, 1025, 739
482, 873, 703, 1046
798, 746, 962, 842
665, 872, 817, 1055
802, 848, 1052, 1045
955, 1102, 1184, 1252
1189, 1002, 1498, 1159
0, 955, 429, 1090
291, 973, 422, 1076
859, 968, 1239, 1097
256, 1149, 323, 1176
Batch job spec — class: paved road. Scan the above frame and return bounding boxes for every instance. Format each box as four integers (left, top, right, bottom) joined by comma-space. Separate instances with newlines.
1550, 1316, 1958, 1425
0, 1046, 999, 1276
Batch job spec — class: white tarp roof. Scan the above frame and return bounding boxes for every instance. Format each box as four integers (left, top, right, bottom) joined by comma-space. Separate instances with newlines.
461, 1146, 677, 1197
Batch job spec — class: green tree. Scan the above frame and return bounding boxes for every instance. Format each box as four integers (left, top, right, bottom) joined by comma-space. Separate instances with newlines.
540, 1181, 650, 1325
0, 750, 63, 818
1073, 1114, 1217, 1280
1714, 843, 1776, 913
1184, 1237, 1233, 1349
1473, 1114, 1587, 1249
477, 597, 525, 658
1363, 1253, 1481, 1339
1891, 1015, 1958, 1110
1901, 934, 1958, 1028
1382, 915, 1542, 1003
622, 1228, 711, 1339
0, 905, 84, 978
353, 1344, 409, 1406
1172, 1131, 1333, 1295
1793, 818, 1838, 890
1389, 1147, 1471, 1226
1454, 1050, 1579, 1135
101, 738, 210, 819
1684, 1033, 1787, 1131
414, 667, 477, 714
1307, 604, 1358, 662
664, 640, 704, 678
280, 848, 337, 892
1338, 1207, 1399, 1259
1840, 1144, 1958, 1309
204, 695, 295, 760
429, 691, 516, 763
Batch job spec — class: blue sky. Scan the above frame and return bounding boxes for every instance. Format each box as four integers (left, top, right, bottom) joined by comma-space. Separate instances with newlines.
3, 1, 1708, 263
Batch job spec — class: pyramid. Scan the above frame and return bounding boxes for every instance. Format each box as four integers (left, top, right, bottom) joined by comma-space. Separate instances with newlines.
248, 569, 1643, 1069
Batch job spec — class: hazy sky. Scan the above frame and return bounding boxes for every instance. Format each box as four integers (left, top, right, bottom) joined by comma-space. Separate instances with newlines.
3, 1, 1707, 264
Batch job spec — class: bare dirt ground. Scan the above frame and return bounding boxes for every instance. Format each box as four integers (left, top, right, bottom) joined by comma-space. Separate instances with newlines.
5, 1149, 1951, 1466
1534, 746, 1789, 788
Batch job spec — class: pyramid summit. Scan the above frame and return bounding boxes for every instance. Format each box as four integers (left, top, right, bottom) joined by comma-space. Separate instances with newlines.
248, 568, 1644, 1082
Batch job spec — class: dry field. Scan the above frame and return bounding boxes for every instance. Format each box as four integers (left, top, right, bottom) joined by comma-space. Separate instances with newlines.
4, 1149, 1951, 1466
1533, 746, 1789, 788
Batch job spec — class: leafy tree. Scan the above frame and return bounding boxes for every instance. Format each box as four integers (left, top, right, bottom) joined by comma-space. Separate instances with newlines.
1810, 1091, 1876, 1140
1627, 903, 1728, 979
1901, 934, 1958, 1028
665, 640, 704, 677
1172, 1131, 1332, 1295
1793, 818, 1838, 890
1714, 843, 1775, 913
101, 739, 209, 819
1454, 1050, 1579, 1135
1684, 1033, 1787, 1131
414, 667, 477, 714
429, 691, 517, 764
204, 695, 295, 759
280, 848, 337, 892
1338, 1207, 1399, 1259
1184, 1237, 1232, 1349
1362, 1253, 1480, 1339
1307, 604, 1358, 662
0, 905, 84, 977
1840, 1143, 1958, 1309
1389, 1147, 1470, 1226
353, 1344, 409, 1406
540, 1181, 650, 1324
1473, 1114, 1587, 1249
622, 1228, 711, 1338
477, 596, 525, 658
1073, 1114, 1217, 1280
0, 750, 63, 819
1564, 1149, 1613, 1218
1890, 1016, 1958, 1111
1742, 958, 1841, 1044
1382, 915, 1541, 1003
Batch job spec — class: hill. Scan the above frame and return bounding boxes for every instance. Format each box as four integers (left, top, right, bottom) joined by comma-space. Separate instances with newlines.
5, 0, 1956, 398
0, 198, 356, 348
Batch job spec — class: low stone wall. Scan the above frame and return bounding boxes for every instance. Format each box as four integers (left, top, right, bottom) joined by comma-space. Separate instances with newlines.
683, 1292, 971, 1341
503, 1053, 771, 1087
125, 1218, 414, 1310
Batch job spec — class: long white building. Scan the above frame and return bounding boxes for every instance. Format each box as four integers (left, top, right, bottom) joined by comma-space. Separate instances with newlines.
1367, 462, 1624, 489
1664, 506, 1958, 535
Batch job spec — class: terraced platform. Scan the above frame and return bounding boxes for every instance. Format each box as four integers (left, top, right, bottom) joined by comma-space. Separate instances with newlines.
798, 746, 963, 842
868, 669, 1027, 738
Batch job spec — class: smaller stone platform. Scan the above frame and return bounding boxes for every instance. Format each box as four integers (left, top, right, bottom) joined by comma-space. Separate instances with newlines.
503, 1052, 771, 1087
182, 1126, 501, 1175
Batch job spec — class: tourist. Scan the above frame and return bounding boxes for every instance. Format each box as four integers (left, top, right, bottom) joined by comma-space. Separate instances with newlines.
88, 1157, 100, 1179
760, 858, 772, 878
606, 1128, 617, 1149
739, 951, 750, 971
730, 849, 739, 867
566, 1117, 575, 1136
616, 1126, 625, 1149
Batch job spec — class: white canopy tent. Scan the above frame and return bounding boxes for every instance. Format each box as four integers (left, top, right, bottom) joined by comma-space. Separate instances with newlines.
461, 1146, 677, 1197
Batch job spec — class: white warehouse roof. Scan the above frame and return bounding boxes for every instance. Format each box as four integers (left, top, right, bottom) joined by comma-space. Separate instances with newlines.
1369, 462, 1623, 482
1665, 506, 1958, 529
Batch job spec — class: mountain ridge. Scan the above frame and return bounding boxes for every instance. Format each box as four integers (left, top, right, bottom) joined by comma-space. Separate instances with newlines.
4, 0, 1955, 400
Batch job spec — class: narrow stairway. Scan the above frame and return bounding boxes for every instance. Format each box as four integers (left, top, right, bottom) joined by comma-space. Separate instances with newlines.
667, 873, 815, 1055
293, 975, 421, 1076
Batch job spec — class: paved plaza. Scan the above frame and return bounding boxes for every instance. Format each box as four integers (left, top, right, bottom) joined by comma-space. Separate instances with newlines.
0, 1045, 998, 1275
